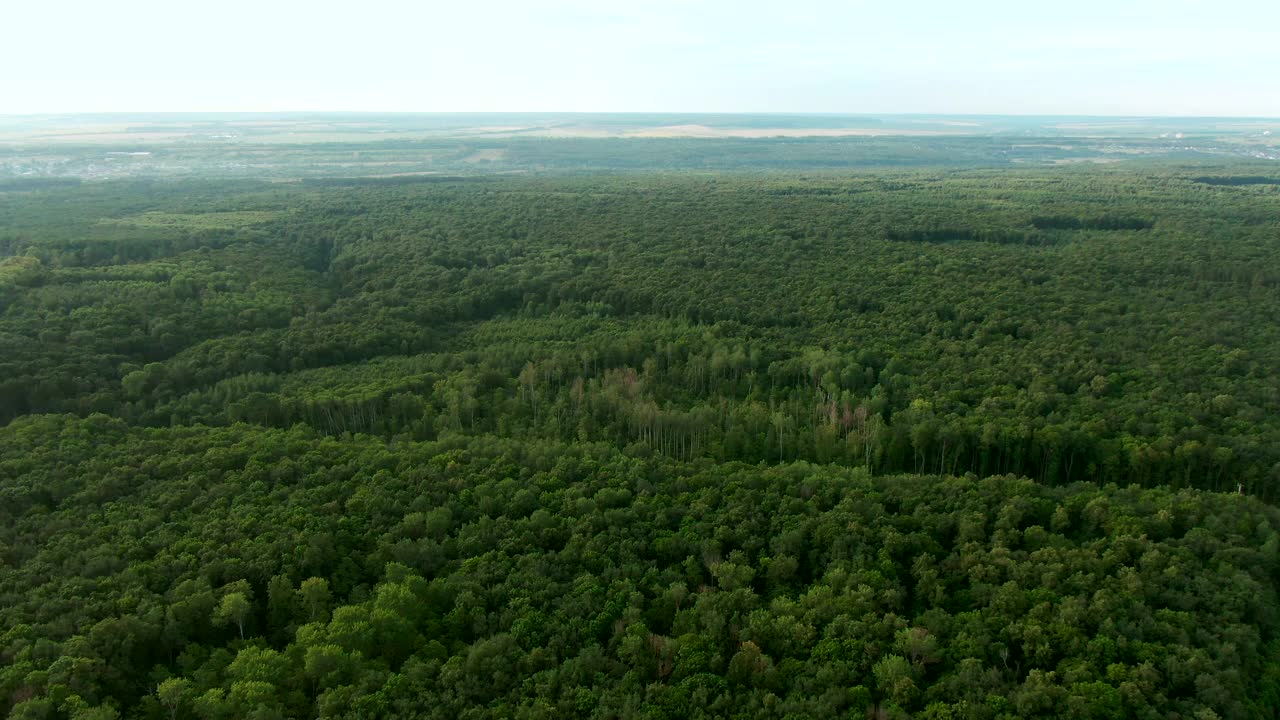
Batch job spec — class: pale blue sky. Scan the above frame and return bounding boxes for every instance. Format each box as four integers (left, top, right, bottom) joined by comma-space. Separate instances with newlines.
4, 0, 1278, 116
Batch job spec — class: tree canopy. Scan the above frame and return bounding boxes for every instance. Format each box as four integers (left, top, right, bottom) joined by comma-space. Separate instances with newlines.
2, 165, 1280, 718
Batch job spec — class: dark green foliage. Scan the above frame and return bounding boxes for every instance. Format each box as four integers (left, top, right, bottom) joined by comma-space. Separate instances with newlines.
3, 169, 1277, 495
886, 228, 1051, 245
2, 163, 1280, 718
1029, 215, 1153, 231
0, 178, 83, 191
2, 417, 1279, 719
1191, 176, 1280, 186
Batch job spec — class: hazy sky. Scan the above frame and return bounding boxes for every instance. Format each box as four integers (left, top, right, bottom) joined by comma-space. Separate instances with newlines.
5, 0, 1278, 116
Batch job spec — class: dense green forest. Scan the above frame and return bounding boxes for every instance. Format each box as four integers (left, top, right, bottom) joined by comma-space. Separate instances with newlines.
3, 164, 1280, 718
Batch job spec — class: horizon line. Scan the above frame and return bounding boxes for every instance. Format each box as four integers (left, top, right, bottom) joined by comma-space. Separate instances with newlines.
2, 110, 1279, 121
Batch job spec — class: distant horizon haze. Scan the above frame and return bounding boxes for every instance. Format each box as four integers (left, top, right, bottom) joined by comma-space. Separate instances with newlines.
4, 0, 1279, 116
2, 111, 1280, 119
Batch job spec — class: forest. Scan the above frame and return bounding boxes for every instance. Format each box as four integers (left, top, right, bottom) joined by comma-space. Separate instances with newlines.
3, 160, 1280, 719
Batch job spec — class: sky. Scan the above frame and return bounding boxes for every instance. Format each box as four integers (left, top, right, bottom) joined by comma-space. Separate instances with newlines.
4, 0, 1278, 116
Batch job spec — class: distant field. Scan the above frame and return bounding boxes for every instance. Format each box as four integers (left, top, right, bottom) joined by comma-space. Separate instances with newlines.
617, 124, 956, 138
2, 112, 1276, 145
0, 113, 1276, 179
0, 118, 963, 144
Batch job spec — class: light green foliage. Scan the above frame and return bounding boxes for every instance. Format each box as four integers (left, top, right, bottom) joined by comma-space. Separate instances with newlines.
298, 578, 332, 624
156, 677, 191, 720
214, 594, 251, 640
